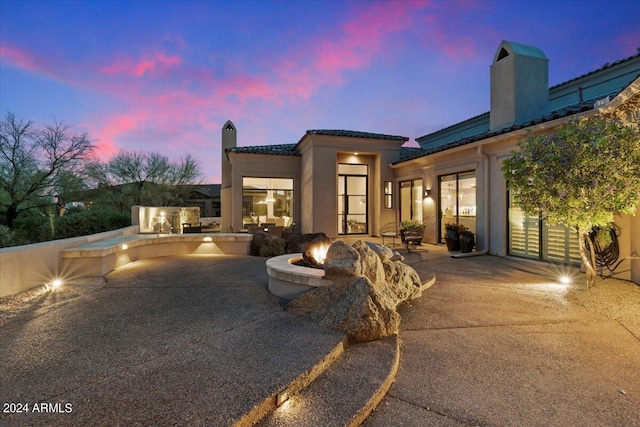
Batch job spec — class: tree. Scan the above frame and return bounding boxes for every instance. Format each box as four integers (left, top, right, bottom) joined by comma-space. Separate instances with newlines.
0, 112, 95, 227
86, 150, 201, 213
502, 116, 640, 287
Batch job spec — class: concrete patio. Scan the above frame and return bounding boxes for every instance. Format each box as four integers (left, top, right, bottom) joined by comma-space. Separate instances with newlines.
1, 243, 639, 426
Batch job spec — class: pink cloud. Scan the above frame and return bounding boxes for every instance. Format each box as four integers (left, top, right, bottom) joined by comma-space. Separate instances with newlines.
100, 53, 182, 77
0, 45, 42, 73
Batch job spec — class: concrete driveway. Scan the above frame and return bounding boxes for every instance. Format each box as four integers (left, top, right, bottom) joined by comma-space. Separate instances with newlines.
365, 246, 640, 426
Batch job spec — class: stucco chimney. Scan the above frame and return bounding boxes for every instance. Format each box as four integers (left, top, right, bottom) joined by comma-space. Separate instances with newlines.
490, 41, 549, 131
221, 120, 236, 231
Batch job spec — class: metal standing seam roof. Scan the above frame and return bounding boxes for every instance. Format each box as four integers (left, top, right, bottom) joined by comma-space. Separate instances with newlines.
393, 97, 614, 165
405, 51, 640, 166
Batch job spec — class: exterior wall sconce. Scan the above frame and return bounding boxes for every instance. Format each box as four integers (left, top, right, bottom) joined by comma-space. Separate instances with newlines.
384, 181, 393, 209
424, 188, 431, 198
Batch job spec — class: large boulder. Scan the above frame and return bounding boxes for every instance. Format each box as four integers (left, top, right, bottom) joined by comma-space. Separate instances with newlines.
287, 239, 425, 342
364, 241, 394, 262
352, 240, 387, 287
382, 260, 423, 301
288, 276, 400, 343
324, 240, 362, 279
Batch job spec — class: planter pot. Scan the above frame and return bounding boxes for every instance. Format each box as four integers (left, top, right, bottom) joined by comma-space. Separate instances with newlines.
459, 234, 475, 253
444, 230, 460, 251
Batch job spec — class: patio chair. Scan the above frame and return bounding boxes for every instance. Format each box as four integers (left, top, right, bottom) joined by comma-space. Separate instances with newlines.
401, 225, 425, 252
379, 222, 401, 247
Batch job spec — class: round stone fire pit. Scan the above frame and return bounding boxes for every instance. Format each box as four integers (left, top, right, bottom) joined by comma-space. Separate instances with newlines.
266, 253, 332, 300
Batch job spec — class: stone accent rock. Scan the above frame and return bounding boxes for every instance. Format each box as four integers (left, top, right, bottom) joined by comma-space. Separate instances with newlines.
352, 240, 386, 287
324, 241, 362, 279
287, 239, 425, 343
286, 232, 331, 255
382, 260, 422, 301
364, 241, 394, 262
288, 276, 400, 343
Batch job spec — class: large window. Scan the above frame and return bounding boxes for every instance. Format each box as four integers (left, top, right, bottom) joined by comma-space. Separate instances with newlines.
508, 191, 580, 264
338, 164, 368, 234
242, 178, 293, 227
399, 179, 423, 223
439, 172, 476, 241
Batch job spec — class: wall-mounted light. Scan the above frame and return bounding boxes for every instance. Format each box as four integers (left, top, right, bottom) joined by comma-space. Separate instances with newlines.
424, 188, 431, 198
121, 243, 129, 250
384, 181, 393, 209
353, 152, 359, 156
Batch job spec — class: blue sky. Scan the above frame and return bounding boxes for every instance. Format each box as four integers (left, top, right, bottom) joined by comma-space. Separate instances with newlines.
1, 0, 639, 182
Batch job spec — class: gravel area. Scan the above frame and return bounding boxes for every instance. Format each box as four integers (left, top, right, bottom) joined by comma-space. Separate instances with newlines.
566, 276, 640, 327
0, 277, 106, 328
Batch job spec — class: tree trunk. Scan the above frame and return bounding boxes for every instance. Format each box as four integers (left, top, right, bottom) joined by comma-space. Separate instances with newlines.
577, 230, 597, 289
5, 205, 18, 228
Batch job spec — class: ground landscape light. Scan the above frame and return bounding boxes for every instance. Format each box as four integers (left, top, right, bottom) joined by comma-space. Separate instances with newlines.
45, 278, 63, 291
203, 236, 213, 242
560, 275, 572, 285
121, 243, 128, 250
276, 390, 290, 407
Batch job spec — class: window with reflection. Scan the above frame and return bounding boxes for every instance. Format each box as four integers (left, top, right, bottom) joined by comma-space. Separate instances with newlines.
242, 177, 294, 227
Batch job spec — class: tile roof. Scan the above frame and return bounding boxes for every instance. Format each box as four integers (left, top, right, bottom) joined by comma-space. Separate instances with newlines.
296, 129, 409, 146
549, 51, 640, 90
228, 130, 409, 157
227, 144, 300, 156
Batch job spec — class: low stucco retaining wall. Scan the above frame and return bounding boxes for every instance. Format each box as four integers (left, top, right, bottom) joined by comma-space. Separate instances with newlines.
61, 233, 253, 277
0, 226, 139, 298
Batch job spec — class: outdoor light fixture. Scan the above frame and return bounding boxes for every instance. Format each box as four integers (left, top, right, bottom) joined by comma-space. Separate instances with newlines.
353, 152, 359, 156
45, 278, 63, 291
560, 275, 572, 285
276, 390, 290, 407
203, 236, 213, 242
384, 181, 393, 208
121, 243, 128, 250
424, 188, 431, 198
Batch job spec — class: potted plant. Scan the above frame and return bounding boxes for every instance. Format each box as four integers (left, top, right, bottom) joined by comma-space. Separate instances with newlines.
444, 223, 463, 251
459, 227, 475, 253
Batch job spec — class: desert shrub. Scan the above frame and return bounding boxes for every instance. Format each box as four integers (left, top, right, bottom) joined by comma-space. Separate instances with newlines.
0, 224, 17, 248
51, 208, 130, 239
12, 212, 52, 244
258, 237, 286, 258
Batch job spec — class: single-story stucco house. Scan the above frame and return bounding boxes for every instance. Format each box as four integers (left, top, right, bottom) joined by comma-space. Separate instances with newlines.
220, 41, 640, 284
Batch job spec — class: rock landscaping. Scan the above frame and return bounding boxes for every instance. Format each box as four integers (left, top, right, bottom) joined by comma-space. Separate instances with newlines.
288, 239, 425, 343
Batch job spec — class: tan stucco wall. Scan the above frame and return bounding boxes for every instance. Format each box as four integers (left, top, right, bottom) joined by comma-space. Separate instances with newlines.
0, 226, 139, 298
296, 133, 405, 238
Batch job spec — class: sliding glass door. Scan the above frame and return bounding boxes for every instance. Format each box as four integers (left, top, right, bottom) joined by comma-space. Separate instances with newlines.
439, 172, 476, 241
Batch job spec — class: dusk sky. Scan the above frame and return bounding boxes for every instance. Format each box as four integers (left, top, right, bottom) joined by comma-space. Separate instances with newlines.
1, 0, 639, 183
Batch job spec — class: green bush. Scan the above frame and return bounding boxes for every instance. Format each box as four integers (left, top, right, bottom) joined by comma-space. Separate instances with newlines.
6, 208, 130, 246
12, 212, 52, 244
0, 224, 17, 248
51, 208, 130, 239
